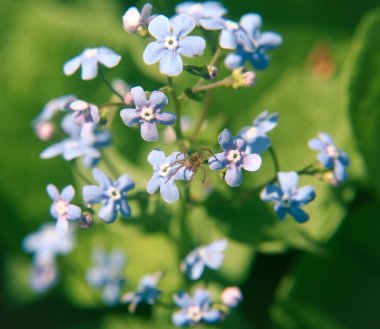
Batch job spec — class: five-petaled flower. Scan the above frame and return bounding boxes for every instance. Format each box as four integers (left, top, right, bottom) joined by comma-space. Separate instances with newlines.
238, 110, 278, 154
143, 14, 206, 76
63, 47, 121, 80
261, 172, 316, 223
172, 288, 222, 327
122, 272, 162, 313
308, 132, 349, 184
147, 149, 192, 203
86, 249, 126, 305
83, 168, 135, 223
208, 128, 262, 187
120, 86, 176, 141
176, 1, 227, 25
181, 239, 227, 280
224, 14, 282, 70
47, 184, 81, 233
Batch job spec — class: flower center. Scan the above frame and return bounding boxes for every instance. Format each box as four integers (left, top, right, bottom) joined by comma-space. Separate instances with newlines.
140, 106, 155, 121
69, 100, 89, 111
83, 48, 98, 58
55, 200, 68, 216
107, 186, 121, 200
159, 163, 172, 177
225, 20, 239, 31
246, 126, 258, 139
227, 149, 242, 163
326, 145, 338, 158
198, 247, 207, 258
164, 36, 178, 50
282, 194, 292, 207
66, 141, 80, 148
187, 306, 202, 322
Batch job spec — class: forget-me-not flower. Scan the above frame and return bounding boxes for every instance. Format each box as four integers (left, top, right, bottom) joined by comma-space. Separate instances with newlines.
181, 239, 227, 280
47, 184, 81, 233
176, 2, 227, 25
83, 168, 135, 223
221, 286, 243, 308
261, 172, 316, 223
29, 259, 58, 292
122, 272, 163, 312
66, 99, 100, 137
86, 249, 126, 305
238, 110, 278, 154
63, 47, 121, 80
224, 14, 282, 70
143, 14, 206, 76
147, 149, 192, 203
120, 86, 176, 141
308, 132, 349, 184
172, 288, 222, 327
123, 3, 155, 33
208, 129, 262, 187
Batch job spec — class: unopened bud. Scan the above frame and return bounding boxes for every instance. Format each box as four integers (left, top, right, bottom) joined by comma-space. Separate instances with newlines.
221, 286, 243, 308
35, 122, 55, 141
124, 92, 133, 105
207, 65, 218, 80
321, 171, 338, 186
122, 7, 141, 33
231, 68, 256, 89
242, 71, 256, 87
80, 212, 94, 229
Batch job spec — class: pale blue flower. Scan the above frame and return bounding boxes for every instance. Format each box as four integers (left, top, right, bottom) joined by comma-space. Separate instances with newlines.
64, 47, 121, 80
308, 132, 349, 184
147, 149, 192, 203
208, 129, 262, 187
29, 260, 58, 292
122, 272, 162, 312
83, 168, 135, 223
65, 100, 100, 137
47, 184, 81, 233
172, 289, 222, 326
143, 14, 206, 76
238, 110, 278, 154
120, 86, 176, 141
123, 3, 155, 33
181, 239, 227, 280
224, 14, 282, 70
176, 2, 227, 25
86, 249, 126, 305
261, 172, 315, 223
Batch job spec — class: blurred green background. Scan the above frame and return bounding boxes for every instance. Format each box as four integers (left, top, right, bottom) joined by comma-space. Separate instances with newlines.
1, 0, 380, 328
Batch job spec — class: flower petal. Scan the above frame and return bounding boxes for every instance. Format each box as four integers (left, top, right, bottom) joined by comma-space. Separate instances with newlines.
159, 51, 183, 76
288, 206, 309, 223
274, 203, 288, 220
171, 14, 195, 38
96, 47, 122, 68
83, 185, 104, 203
130, 86, 147, 108
55, 218, 69, 234
92, 168, 111, 187
47, 184, 60, 201
119, 199, 131, 218
148, 15, 170, 40
225, 165, 242, 187
200, 18, 225, 30
149, 91, 168, 108
293, 186, 315, 205
220, 28, 237, 49
98, 200, 117, 223
147, 149, 166, 167
308, 138, 325, 151
147, 174, 162, 194
160, 181, 180, 203
141, 121, 158, 141
61, 185, 75, 202
260, 184, 282, 202
40, 143, 64, 159
63, 55, 82, 76
278, 172, 298, 195
243, 153, 262, 171
208, 152, 227, 170
143, 41, 165, 65
155, 111, 176, 125
218, 128, 234, 150
172, 311, 190, 327
120, 108, 141, 126
239, 14, 262, 36
81, 58, 98, 80
179, 36, 206, 57
116, 175, 135, 192
202, 309, 221, 323
224, 51, 245, 70
67, 205, 81, 220
258, 32, 283, 50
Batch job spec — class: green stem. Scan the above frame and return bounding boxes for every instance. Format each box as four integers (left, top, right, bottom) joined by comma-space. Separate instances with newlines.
191, 90, 214, 142
101, 152, 121, 178
210, 46, 222, 66
71, 161, 92, 185
167, 77, 184, 141
99, 69, 124, 101
192, 77, 233, 93
268, 146, 280, 173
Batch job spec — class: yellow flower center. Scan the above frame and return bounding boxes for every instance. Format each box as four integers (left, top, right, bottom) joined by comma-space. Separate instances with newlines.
141, 106, 155, 121
55, 200, 68, 216
187, 306, 202, 322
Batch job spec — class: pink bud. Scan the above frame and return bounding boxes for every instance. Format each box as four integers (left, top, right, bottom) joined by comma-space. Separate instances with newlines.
221, 286, 243, 308
124, 92, 133, 105
122, 7, 141, 33
80, 212, 94, 229
35, 122, 55, 141
243, 71, 256, 87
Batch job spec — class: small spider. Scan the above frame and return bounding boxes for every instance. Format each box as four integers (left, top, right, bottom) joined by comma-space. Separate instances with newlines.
165, 148, 216, 186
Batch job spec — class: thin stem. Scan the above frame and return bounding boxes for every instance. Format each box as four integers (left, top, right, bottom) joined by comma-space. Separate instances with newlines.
191, 90, 214, 141
99, 69, 124, 101
192, 77, 233, 93
101, 152, 121, 178
167, 77, 183, 141
71, 161, 92, 185
268, 146, 280, 173
210, 46, 222, 66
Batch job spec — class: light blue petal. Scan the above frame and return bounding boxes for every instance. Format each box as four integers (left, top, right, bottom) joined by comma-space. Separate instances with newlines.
208, 239, 228, 252
81, 58, 98, 80
171, 14, 195, 38
202, 309, 221, 323
83, 185, 104, 203
235, 137, 246, 151
160, 181, 180, 203
318, 132, 334, 145
179, 36, 206, 57
193, 288, 211, 306
288, 206, 309, 223
147, 149, 166, 167
293, 186, 315, 205
240, 14, 262, 37
156, 111, 176, 125
159, 51, 183, 76
243, 153, 262, 171
149, 91, 168, 109
188, 260, 205, 280
98, 200, 117, 223
130, 86, 147, 108
208, 152, 227, 170
199, 18, 225, 30
204, 252, 223, 270
147, 175, 161, 194
278, 172, 298, 195
308, 138, 325, 151
225, 165, 242, 187
143, 41, 165, 65
274, 204, 288, 220
61, 185, 75, 202
116, 175, 135, 192
255, 111, 279, 132
148, 15, 170, 40
339, 151, 350, 166
141, 121, 158, 141
67, 204, 81, 220
260, 184, 282, 202
220, 28, 237, 49
318, 152, 334, 169
119, 199, 131, 218
63, 55, 82, 76
47, 184, 59, 201
40, 143, 64, 159
103, 282, 120, 305
218, 128, 234, 150
92, 168, 112, 187
62, 144, 83, 161
258, 32, 283, 50
96, 47, 121, 68
246, 137, 271, 154
172, 311, 191, 327
55, 218, 69, 234
224, 51, 245, 70
120, 108, 141, 126
334, 159, 347, 182
173, 291, 191, 308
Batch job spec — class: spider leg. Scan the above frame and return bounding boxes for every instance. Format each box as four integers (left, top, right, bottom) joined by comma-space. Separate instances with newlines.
164, 164, 184, 184
201, 165, 206, 185
199, 147, 217, 161
185, 168, 197, 189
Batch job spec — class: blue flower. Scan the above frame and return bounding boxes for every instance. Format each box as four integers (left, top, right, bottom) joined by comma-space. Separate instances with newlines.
224, 14, 282, 70
63, 47, 121, 80
83, 168, 135, 223
176, 2, 227, 25
261, 172, 316, 223
29, 260, 58, 292
208, 128, 262, 187
122, 272, 162, 312
147, 149, 192, 203
123, 3, 155, 33
65, 100, 100, 137
23, 223, 76, 263
86, 249, 126, 305
237, 110, 278, 154
143, 14, 206, 76
120, 86, 176, 141
308, 132, 349, 184
46, 184, 81, 233
172, 289, 222, 327
181, 239, 227, 280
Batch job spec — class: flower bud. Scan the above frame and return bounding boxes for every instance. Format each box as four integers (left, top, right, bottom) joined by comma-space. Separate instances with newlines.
207, 65, 218, 80
124, 92, 133, 105
231, 68, 256, 89
35, 122, 55, 141
242, 71, 256, 87
221, 286, 243, 308
122, 7, 141, 33
79, 211, 94, 229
